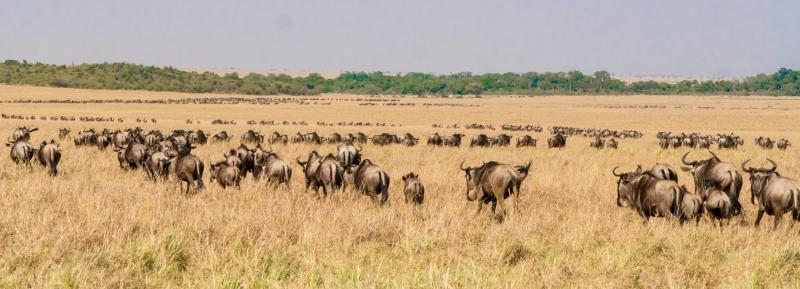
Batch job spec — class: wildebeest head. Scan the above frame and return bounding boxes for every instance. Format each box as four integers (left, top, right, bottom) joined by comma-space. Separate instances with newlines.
402, 172, 419, 182
741, 159, 778, 204
679, 151, 720, 175
612, 165, 645, 207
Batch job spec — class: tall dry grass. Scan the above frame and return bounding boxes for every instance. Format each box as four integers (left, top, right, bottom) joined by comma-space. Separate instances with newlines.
1, 85, 800, 288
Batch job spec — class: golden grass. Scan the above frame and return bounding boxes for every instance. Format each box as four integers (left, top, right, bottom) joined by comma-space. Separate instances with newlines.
1, 84, 800, 288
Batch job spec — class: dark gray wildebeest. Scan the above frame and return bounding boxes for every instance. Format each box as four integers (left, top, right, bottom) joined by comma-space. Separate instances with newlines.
268, 131, 288, 145
97, 131, 112, 150
702, 187, 734, 226
443, 133, 464, 147
313, 153, 344, 198
212, 131, 232, 142
742, 159, 800, 229
461, 160, 532, 220
345, 159, 390, 205
402, 172, 425, 205
37, 140, 61, 176
327, 132, 343, 144
145, 146, 174, 182
427, 133, 443, 146
547, 133, 566, 148
304, 132, 323, 144
297, 151, 323, 191
337, 141, 362, 167
114, 142, 148, 170
492, 134, 512, 147
589, 136, 605, 149
12, 126, 38, 142
470, 134, 490, 147
648, 163, 679, 182
252, 144, 292, 188
232, 144, 256, 178
612, 166, 690, 224
681, 151, 743, 215
355, 132, 369, 144
400, 133, 419, 146
515, 135, 537, 147
210, 161, 241, 189
7, 139, 36, 165
606, 138, 618, 149
241, 130, 264, 144
58, 128, 71, 141
167, 145, 205, 195
777, 139, 791, 150
188, 130, 208, 145
291, 132, 305, 144
144, 131, 163, 147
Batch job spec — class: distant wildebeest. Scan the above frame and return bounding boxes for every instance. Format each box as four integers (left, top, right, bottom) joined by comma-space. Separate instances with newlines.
232, 144, 255, 178
210, 161, 241, 189
470, 134, 490, 147
345, 159, 390, 205
337, 141, 362, 167
37, 140, 61, 176
777, 139, 791, 150
268, 131, 288, 145
212, 131, 232, 142
252, 144, 292, 187
742, 159, 800, 229
547, 133, 566, 148
427, 133, 443, 146
515, 135, 537, 147
681, 151, 743, 215
304, 132, 323, 144
371, 133, 397, 146
606, 138, 618, 149
402, 172, 425, 205
589, 136, 604, 149
492, 134, 512, 147
145, 146, 173, 182
291, 132, 305, 144
187, 130, 208, 145
297, 151, 323, 191
327, 132, 343, 144
167, 145, 205, 194
461, 160, 532, 220
443, 133, 464, 147
58, 128, 71, 141
114, 142, 147, 170
612, 166, 687, 224
400, 133, 419, 146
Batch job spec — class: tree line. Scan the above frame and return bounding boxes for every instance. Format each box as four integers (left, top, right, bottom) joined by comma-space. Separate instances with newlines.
1, 60, 798, 96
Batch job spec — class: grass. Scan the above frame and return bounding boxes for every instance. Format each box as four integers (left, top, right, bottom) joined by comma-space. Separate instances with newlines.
1, 85, 800, 288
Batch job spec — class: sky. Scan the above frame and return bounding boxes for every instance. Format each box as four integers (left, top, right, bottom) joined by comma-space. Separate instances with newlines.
1, 0, 798, 76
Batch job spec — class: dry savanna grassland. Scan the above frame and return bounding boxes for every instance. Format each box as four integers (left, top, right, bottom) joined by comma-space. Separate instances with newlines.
2, 84, 800, 288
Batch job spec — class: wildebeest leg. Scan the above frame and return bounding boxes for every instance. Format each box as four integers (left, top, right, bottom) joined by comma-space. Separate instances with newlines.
774, 214, 783, 230
754, 210, 765, 227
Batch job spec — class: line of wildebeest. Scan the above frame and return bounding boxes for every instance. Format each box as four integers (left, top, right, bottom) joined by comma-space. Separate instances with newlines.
657, 132, 791, 150
5, 125, 798, 225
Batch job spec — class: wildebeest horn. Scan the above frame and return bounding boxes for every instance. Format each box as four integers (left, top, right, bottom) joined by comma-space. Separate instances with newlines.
612, 166, 623, 176
708, 151, 720, 161
741, 159, 752, 173
767, 158, 778, 172
459, 160, 469, 171
356, 144, 363, 152
681, 151, 695, 165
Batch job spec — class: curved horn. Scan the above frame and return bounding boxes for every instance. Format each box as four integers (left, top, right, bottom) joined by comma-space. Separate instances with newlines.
708, 150, 720, 161
767, 158, 778, 172
459, 160, 468, 171
681, 151, 694, 165
741, 159, 752, 173
356, 144, 363, 152
612, 166, 623, 176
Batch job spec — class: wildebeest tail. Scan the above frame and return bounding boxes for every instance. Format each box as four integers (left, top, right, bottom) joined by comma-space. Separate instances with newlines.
673, 186, 683, 220
195, 159, 205, 189
378, 171, 389, 204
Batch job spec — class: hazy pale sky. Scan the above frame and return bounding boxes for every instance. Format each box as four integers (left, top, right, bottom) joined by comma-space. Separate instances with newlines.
1, 0, 798, 76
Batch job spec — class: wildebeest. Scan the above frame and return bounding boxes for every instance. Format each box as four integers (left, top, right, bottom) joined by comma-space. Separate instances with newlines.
470, 134, 490, 147
268, 131, 288, 145
681, 151, 743, 215
187, 130, 208, 145
461, 160, 532, 220
232, 144, 255, 178
313, 153, 344, 197
297, 151, 323, 191
402, 172, 425, 205
742, 159, 800, 229
589, 137, 604, 149
114, 142, 148, 170
703, 187, 734, 226
58, 128, 71, 140
210, 161, 241, 189
7, 139, 36, 165
346, 159, 390, 205
443, 133, 464, 147
252, 144, 292, 187
241, 130, 264, 144
612, 166, 684, 224
337, 142, 362, 167
547, 133, 566, 148
37, 140, 61, 176
327, 132, 343, 144
12, 126, 38, 142
515, 135, 537, 147
145, 147, 173, 182
606, 138, 618, 149
491, 134, 512, 147
371, 133, 398, 146
649, 163, 678, 182
212, 131, 232, 142
167, 146, 205, 194
427, 133, 443, 146
777, 139, 791, 150
400, 133, 419, 146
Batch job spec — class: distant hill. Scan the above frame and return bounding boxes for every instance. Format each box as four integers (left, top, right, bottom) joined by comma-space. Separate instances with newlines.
1, 60, 797, 96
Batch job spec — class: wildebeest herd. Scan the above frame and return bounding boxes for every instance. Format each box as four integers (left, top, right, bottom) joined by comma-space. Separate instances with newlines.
7, 125, 797, 225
